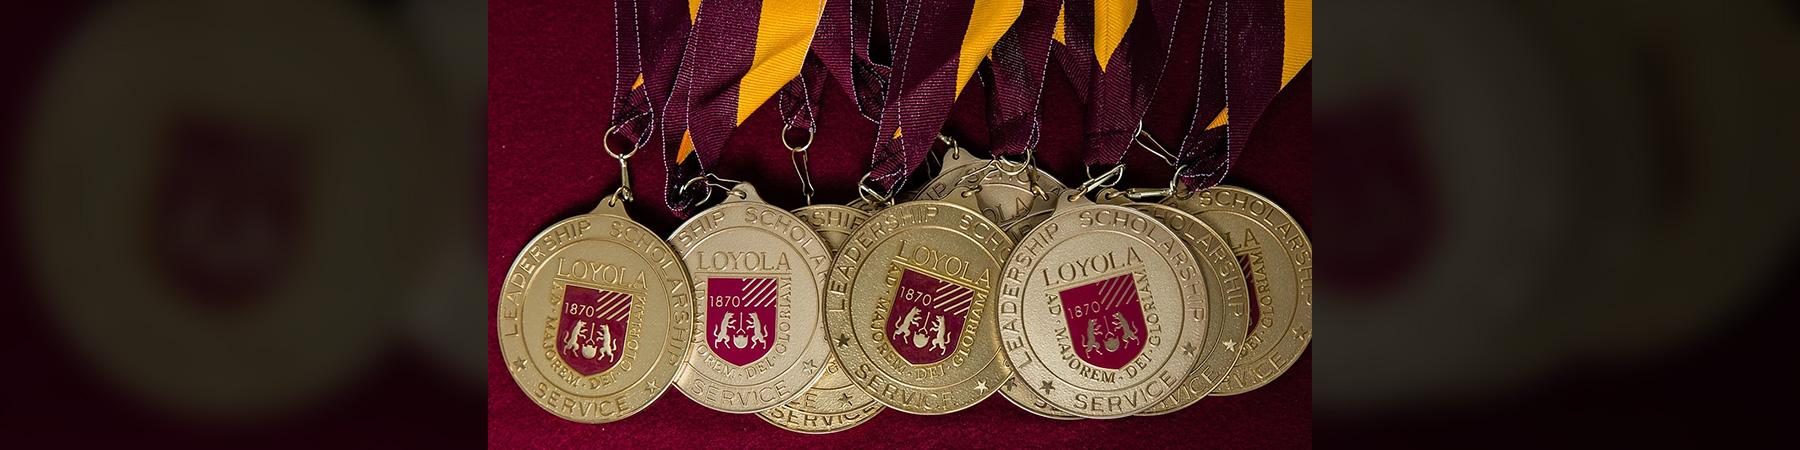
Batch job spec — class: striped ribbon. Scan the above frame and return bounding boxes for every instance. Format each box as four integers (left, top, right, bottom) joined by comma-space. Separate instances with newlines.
1054, 0, 1184, 169
1173, 0, 1311, 190
982, 0, 1061, 158
814, 0, 889, 123
865, 0, 1021, 194
672, 0, 829, 170
657, 0, 829, 214
607, 0, 692, 152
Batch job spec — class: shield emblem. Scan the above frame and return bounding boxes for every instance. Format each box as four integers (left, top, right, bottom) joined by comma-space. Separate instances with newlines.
884, 268, 973, 365
705, 277, 780, 366
557, 284, 633, 376
1057, 273, 1149, 370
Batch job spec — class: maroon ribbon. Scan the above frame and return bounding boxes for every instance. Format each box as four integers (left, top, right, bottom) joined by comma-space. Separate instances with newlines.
865, 0, 980, 195
662, 0, 764, 215
1174, 0, 1285, 192
608, 0, 690, 150
777, 56, 829, 135
982, 0, 1060, 158
1056, 0, 1185, 170
1170, 0, 1228, 189
815, 0, 889, 123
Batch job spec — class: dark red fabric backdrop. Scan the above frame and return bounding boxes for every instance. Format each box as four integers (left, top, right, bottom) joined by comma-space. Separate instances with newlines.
488, 1, 1311, 448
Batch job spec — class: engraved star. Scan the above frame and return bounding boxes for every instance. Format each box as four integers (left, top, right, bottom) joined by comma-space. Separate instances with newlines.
1223, 340, 1237, 351
836, 334, 851, 348
975, 381, 988, 392
802, 361, 818, 374
839, 393, 854, 404
512, 358, 528, 371
1039, 381, 1054, 394
644, 381, 658, 393
1182, 342, 1197, 356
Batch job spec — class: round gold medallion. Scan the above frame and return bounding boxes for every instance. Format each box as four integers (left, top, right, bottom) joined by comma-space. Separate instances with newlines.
758, 204, 884, 433
1112, 198, 1251, 415
910, 150, 1064, 226
997, 193, 1208, 418
495, 199, 694, 423
825, 189, 1014, 415
669, 184, 835, 413
1162, 185, 1312, 395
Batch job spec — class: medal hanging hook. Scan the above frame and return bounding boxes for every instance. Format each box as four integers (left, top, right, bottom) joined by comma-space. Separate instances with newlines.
934, 134, 962, 171
1014, 142, 1050, 199
941, 135, 994, 198
856, 172, 896, 207
1132, 122, 1179, 167
784, 123, 817, 205
603, 124, 641, 207
678, 172, 748, 207
1070, 163, 1126, 202
1119, 163, 1190, 201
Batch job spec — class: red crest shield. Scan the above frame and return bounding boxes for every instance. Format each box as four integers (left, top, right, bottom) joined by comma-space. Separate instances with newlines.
557, 284, 632, 376
884, 268, 972, 365
1057, 273, 1148, 370
705, 277, 780, 366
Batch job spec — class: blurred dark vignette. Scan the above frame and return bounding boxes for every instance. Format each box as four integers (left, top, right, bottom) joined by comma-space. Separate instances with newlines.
1316, 0, 1800, 446
7, 0, 1798, 447
0, 0, 485, 447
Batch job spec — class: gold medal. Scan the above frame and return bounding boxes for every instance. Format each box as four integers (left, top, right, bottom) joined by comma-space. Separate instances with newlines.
1162, 185, 1312, 395
910, 146, 1064, 225
757, 204, 884, 432
670, 184, 835, 413
825, 187, 1014, 414
495, 196, 694, 423
1095, 192, 1250, 415
997, 189, 1209, 419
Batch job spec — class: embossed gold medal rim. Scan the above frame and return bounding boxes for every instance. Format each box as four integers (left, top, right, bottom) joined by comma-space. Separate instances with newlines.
825, 199, 1015, 415
1129, 202, 1250, 416
912, 154, 1068, 202
669, 193, 835, 414
793, 204, 874, 241
995, 208, 1079, 420
1164, 185, 1312, 396
494, 211, 693, 424
999, 201, 1210, 419
998, 379, 1083, 420
754, 355, 886, 434
757, 204, 885, 432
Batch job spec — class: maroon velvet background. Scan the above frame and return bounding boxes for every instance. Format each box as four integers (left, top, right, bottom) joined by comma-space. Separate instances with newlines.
488, 1, 1311, 448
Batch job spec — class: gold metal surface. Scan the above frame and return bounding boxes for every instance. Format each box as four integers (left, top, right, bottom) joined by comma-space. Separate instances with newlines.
910, 149, 1064, 226
994, 209, 1081, 420
997, 193, 1208, 418
825, 188, 1015, 415
495, 199, 694, 423
1162, 185, 1312, 395
758, 204, 884, 433
669, 184, 835, 413
1114, 198, 1250, 415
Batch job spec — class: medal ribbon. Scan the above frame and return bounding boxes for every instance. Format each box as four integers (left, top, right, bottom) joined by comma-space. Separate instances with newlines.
814, 0, 890, 122
776, 58, 829, 135
608, 0, 693, 157
982, 0, 1062, 158
666, 0, 830, 214
865, 0, 1021, 194
1173, 0, 1311, 190
1053, 0, 1184, 169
